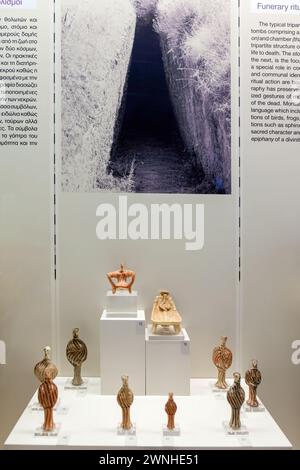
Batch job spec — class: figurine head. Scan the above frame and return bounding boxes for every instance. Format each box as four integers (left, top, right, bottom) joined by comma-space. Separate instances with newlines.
120, 264, 124, 272
221, 336, 228, 346
73, 328, 80, 339
233, 372, 241, 384
43, 346, 51, 358
122, 375, 129, 387
160, 290, 169, 298
252, 359, 258, 369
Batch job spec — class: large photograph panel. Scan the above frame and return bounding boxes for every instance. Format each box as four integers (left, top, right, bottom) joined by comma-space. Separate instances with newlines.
61, 0, 231, 194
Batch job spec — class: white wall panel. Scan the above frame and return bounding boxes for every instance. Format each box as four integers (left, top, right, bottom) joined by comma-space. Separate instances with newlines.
240, 0, 300, 448
0, 0, 54, 447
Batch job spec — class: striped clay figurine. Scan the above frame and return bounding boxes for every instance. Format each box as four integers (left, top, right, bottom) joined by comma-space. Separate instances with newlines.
165, 393, 177, 431
34, 346, 58, 383
212, 336, 233, 389
38, 367, 58, 432
227, 372, 245, 430
245, 359, 262, 408
66, 328, 88, 386
117, 376, 134, 430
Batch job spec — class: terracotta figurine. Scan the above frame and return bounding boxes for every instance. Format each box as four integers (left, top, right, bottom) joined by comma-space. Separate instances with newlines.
165, 393, 177, 431
212, 336, 233, 389
245, 359, 262, 408
34, 346, 58, 383
107, 264, 136, 294
38, 367, 58, 432
117, 376, 134, 430
227, 372, 245, 430
151, 291, 182, 334
66, 328, 88, 386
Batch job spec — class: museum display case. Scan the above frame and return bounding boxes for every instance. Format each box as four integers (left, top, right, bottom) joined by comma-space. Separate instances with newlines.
1, 0, 300, 453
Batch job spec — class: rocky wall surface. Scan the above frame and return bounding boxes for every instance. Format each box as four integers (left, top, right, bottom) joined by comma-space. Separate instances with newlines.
61, 0, 136, 192
159, 43, 231, 194
155, 0, 231, 193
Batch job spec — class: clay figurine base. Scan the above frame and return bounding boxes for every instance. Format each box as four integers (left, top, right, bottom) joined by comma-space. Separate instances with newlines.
223, 421, 249, 436
64, 378, 88, 390
244, 403, 265, 413
34, 423, 61, 437
117, 423, 136, 436
210, 381, 229, 393
163, 425, 181, 436
151, 325, 181, 336
151, 323, 181, 336
147, 325, 185, 342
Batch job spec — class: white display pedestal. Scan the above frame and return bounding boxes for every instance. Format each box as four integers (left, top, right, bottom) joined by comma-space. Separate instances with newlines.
100, 309, 146, 395
5, 378, 292, 449
105, 290, 138, 316
145, 326, 191, 396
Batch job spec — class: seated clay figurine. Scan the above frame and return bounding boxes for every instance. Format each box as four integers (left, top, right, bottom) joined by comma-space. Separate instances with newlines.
107, 264, 136, 294
151, 291, 182, 335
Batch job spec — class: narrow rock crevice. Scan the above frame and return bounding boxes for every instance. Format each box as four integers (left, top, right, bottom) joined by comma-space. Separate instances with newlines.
109, 21, 202, 194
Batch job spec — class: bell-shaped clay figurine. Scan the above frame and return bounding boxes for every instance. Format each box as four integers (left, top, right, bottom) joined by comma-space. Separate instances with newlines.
107, 264, 136, 294
117, 376, 134, 430
38, 367, 58, 432
227, 372, 245, 430
212, 336, 233, 389
66, 328, 87, 386
165, 393, 177, 431
245, 359, 262, 408
34, 346, 58, 383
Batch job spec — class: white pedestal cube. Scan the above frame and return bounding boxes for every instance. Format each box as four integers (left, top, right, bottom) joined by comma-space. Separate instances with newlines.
145, 326, 191, 396
100, 310, 146, 395
105, 290, 138, 316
